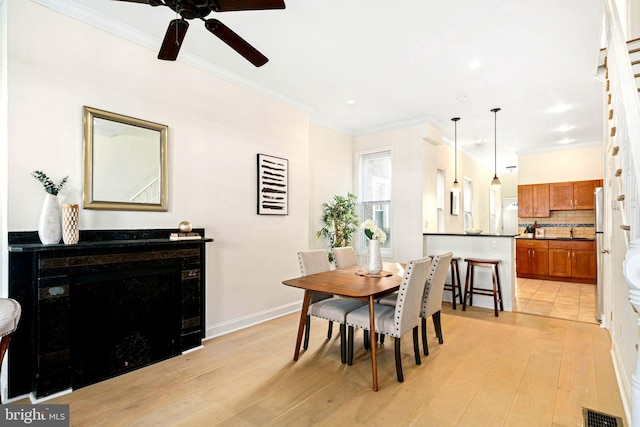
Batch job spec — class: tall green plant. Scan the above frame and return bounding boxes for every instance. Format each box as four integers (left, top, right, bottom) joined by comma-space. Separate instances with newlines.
316, 193, 359, 253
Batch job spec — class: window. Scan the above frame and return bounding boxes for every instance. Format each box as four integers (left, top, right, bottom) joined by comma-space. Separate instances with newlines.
463, 178, 473, 230
359, 150, 392, 254
436, 169, 445, 233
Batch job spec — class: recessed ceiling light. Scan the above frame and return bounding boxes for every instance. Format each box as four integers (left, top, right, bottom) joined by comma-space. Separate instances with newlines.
346, 99, 356, 105
549, 104, 571, 113
469, 61, 482, 69
558, 138, 574, 144
474, 138, 484, 145
555, 124, 573, 132
456, 95, 466, 102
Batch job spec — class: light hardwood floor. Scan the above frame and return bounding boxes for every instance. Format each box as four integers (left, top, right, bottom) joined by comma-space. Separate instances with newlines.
12, 304, 625, 426
515, 278, 598, 324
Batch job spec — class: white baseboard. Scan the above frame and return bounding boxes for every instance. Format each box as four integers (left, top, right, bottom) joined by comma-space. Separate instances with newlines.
204, 301, 301, 340
611, 340, 633, 426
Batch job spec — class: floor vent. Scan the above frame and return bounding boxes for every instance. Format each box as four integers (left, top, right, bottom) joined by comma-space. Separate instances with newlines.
582, 408, 624, 427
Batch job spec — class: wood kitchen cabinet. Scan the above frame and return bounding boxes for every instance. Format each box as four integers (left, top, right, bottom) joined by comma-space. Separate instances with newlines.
549, 180, 602, 210
516, 239, 549, 276
548, 240, 597, 282
517, 239, 596, 284
518, 184, 550, 217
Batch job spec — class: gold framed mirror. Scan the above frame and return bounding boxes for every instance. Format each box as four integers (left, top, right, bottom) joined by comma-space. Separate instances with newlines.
83, 106, 168, 211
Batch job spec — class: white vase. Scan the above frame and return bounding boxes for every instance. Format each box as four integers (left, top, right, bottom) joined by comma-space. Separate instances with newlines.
38, 194, 62, 245
366, 239, 383, 275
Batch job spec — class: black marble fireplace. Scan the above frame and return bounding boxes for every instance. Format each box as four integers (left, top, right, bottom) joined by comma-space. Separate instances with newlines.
8, 229, 212, 399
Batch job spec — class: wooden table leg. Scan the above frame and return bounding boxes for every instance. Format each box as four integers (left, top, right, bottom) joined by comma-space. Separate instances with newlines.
294, 290, 312, 361
369, 296, 378, 391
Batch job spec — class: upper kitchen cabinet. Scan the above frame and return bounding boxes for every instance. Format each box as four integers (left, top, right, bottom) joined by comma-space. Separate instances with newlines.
549, 180, 602, 210
518, 184, 550, 217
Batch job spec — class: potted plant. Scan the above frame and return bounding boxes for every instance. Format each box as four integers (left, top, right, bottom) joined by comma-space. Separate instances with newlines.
524, 225, 535, 238
31, 170, 68, 245
316, 193, 359, 260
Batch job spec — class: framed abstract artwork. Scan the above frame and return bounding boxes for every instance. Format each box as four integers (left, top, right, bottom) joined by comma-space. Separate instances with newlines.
257, 154, 288, 215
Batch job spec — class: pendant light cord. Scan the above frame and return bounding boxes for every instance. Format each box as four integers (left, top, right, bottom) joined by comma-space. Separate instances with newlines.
491, 108, 501, 178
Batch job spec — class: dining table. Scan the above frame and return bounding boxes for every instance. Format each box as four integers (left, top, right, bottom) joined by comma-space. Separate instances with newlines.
282, 262, 405, 391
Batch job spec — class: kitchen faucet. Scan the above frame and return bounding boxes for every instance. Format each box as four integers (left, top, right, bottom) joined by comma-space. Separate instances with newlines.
569, 227, 573, 239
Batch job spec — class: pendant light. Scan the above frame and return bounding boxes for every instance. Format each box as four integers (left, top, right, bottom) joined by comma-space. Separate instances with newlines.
490, 108, 502, 189
451, 117, 461, 193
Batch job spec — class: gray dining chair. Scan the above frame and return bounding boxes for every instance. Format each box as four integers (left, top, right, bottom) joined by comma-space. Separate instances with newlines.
378, 252, 452, 355
297, 250, 367, 364
419, 252, 452, 356
331, 246, 359, 269
345, 256, 432, 382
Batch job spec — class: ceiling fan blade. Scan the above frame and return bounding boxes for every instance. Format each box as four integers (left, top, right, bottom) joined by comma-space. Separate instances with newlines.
212, 0, 285, 12
205, 19, 268, 67
158, 19, 189, 61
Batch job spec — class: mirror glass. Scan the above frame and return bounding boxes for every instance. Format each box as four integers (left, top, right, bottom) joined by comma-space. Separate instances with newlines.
83, 106, 168, 211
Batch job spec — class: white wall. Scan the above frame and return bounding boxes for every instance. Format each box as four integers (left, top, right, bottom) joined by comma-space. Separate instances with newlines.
3, 0, 352, 338
518, 144, 603, 184
308, 122, 353, 250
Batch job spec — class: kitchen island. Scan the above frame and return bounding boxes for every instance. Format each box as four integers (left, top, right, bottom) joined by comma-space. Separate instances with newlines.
423, 233, 517, 312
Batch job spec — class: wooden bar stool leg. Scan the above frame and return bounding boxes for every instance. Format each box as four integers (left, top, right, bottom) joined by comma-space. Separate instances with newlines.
495, 265, 504, 311
462, 263, 471, 311
453, 260, 462, 307
491, 266, 499, 317
468, 265, 475, 306
450, 261, 457, 310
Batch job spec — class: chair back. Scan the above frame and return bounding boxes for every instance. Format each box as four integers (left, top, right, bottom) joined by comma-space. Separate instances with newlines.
392, 256, 432, 337
331, 246, 359, 269
421, 252, 453, 318
297, 250, 333, 303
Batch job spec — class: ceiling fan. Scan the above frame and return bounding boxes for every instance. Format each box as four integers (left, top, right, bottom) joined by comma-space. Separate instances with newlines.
116, 0, 286, 66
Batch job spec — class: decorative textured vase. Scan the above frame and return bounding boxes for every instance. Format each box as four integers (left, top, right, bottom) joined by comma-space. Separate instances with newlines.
62, 204, 79, 245
38, 194, 62, 245
366, 239, 383, 275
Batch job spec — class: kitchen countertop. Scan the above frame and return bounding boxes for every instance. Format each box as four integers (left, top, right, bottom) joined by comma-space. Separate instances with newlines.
423, 232, 518, 238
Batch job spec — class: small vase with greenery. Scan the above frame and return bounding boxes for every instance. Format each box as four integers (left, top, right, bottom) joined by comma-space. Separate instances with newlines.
32, 170, 68, 245
316, 193, 359, 260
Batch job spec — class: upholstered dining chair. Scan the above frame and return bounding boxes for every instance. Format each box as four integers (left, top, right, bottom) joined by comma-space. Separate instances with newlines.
346, 256, 432, 382
419, 252, 452, 356
297, 250, 367, 364
0, 298, 21, 404
331, 246, 359, 269
378, 252, 452, 355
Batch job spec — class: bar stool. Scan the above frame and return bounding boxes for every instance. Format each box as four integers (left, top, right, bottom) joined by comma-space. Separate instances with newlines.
443, 257, 462, 310
462, 258, 503, 317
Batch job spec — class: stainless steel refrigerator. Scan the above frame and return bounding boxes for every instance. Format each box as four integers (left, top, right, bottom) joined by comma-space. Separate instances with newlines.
595, 187, 604, 322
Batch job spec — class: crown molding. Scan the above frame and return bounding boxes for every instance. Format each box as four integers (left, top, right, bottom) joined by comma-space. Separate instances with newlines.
515, 140, 601, 156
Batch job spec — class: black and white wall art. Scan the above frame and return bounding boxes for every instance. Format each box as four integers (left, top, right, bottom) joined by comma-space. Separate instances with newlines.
257, 154, 288, 215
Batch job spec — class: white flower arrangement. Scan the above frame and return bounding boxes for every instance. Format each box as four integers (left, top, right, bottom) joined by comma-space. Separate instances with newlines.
360, 218, 387, 243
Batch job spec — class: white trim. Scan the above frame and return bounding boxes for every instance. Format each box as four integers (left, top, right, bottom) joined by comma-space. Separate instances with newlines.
612, 340, 633, 426
204, 301, 300, 340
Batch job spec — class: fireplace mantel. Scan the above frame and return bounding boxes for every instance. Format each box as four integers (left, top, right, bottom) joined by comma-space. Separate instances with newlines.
8, 229, 213, 400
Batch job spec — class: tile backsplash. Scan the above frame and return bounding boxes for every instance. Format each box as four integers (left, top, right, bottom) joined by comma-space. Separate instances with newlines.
519, 210, 596, 238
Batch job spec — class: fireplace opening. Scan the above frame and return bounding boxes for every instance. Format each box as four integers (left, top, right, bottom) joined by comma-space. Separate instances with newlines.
70, 267, 182, 389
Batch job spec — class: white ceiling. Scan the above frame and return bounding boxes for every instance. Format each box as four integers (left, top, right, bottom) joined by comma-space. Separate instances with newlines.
38, 0, 606, 172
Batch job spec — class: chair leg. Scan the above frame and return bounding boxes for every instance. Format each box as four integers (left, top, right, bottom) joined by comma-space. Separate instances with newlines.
364, 330, 370, 350
380, 334, 385, 344
462, 263, 471, 311
339, 324, 346, 364
0, 335, 10, 405
303, 315, 311, 350
347, 326, 354, 365
394, 337, 404, 382
421, 317, 429, 356
432, 311, 443, 344
327, 321, 333, 339
413, 326, 421, 366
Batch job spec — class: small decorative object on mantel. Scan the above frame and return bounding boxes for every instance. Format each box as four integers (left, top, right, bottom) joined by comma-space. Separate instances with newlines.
524, 225, 535, 238
361, 218, 387, 275
31, 170, 68, 245
171, 221, 201, 240
61, 204, 80, 245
